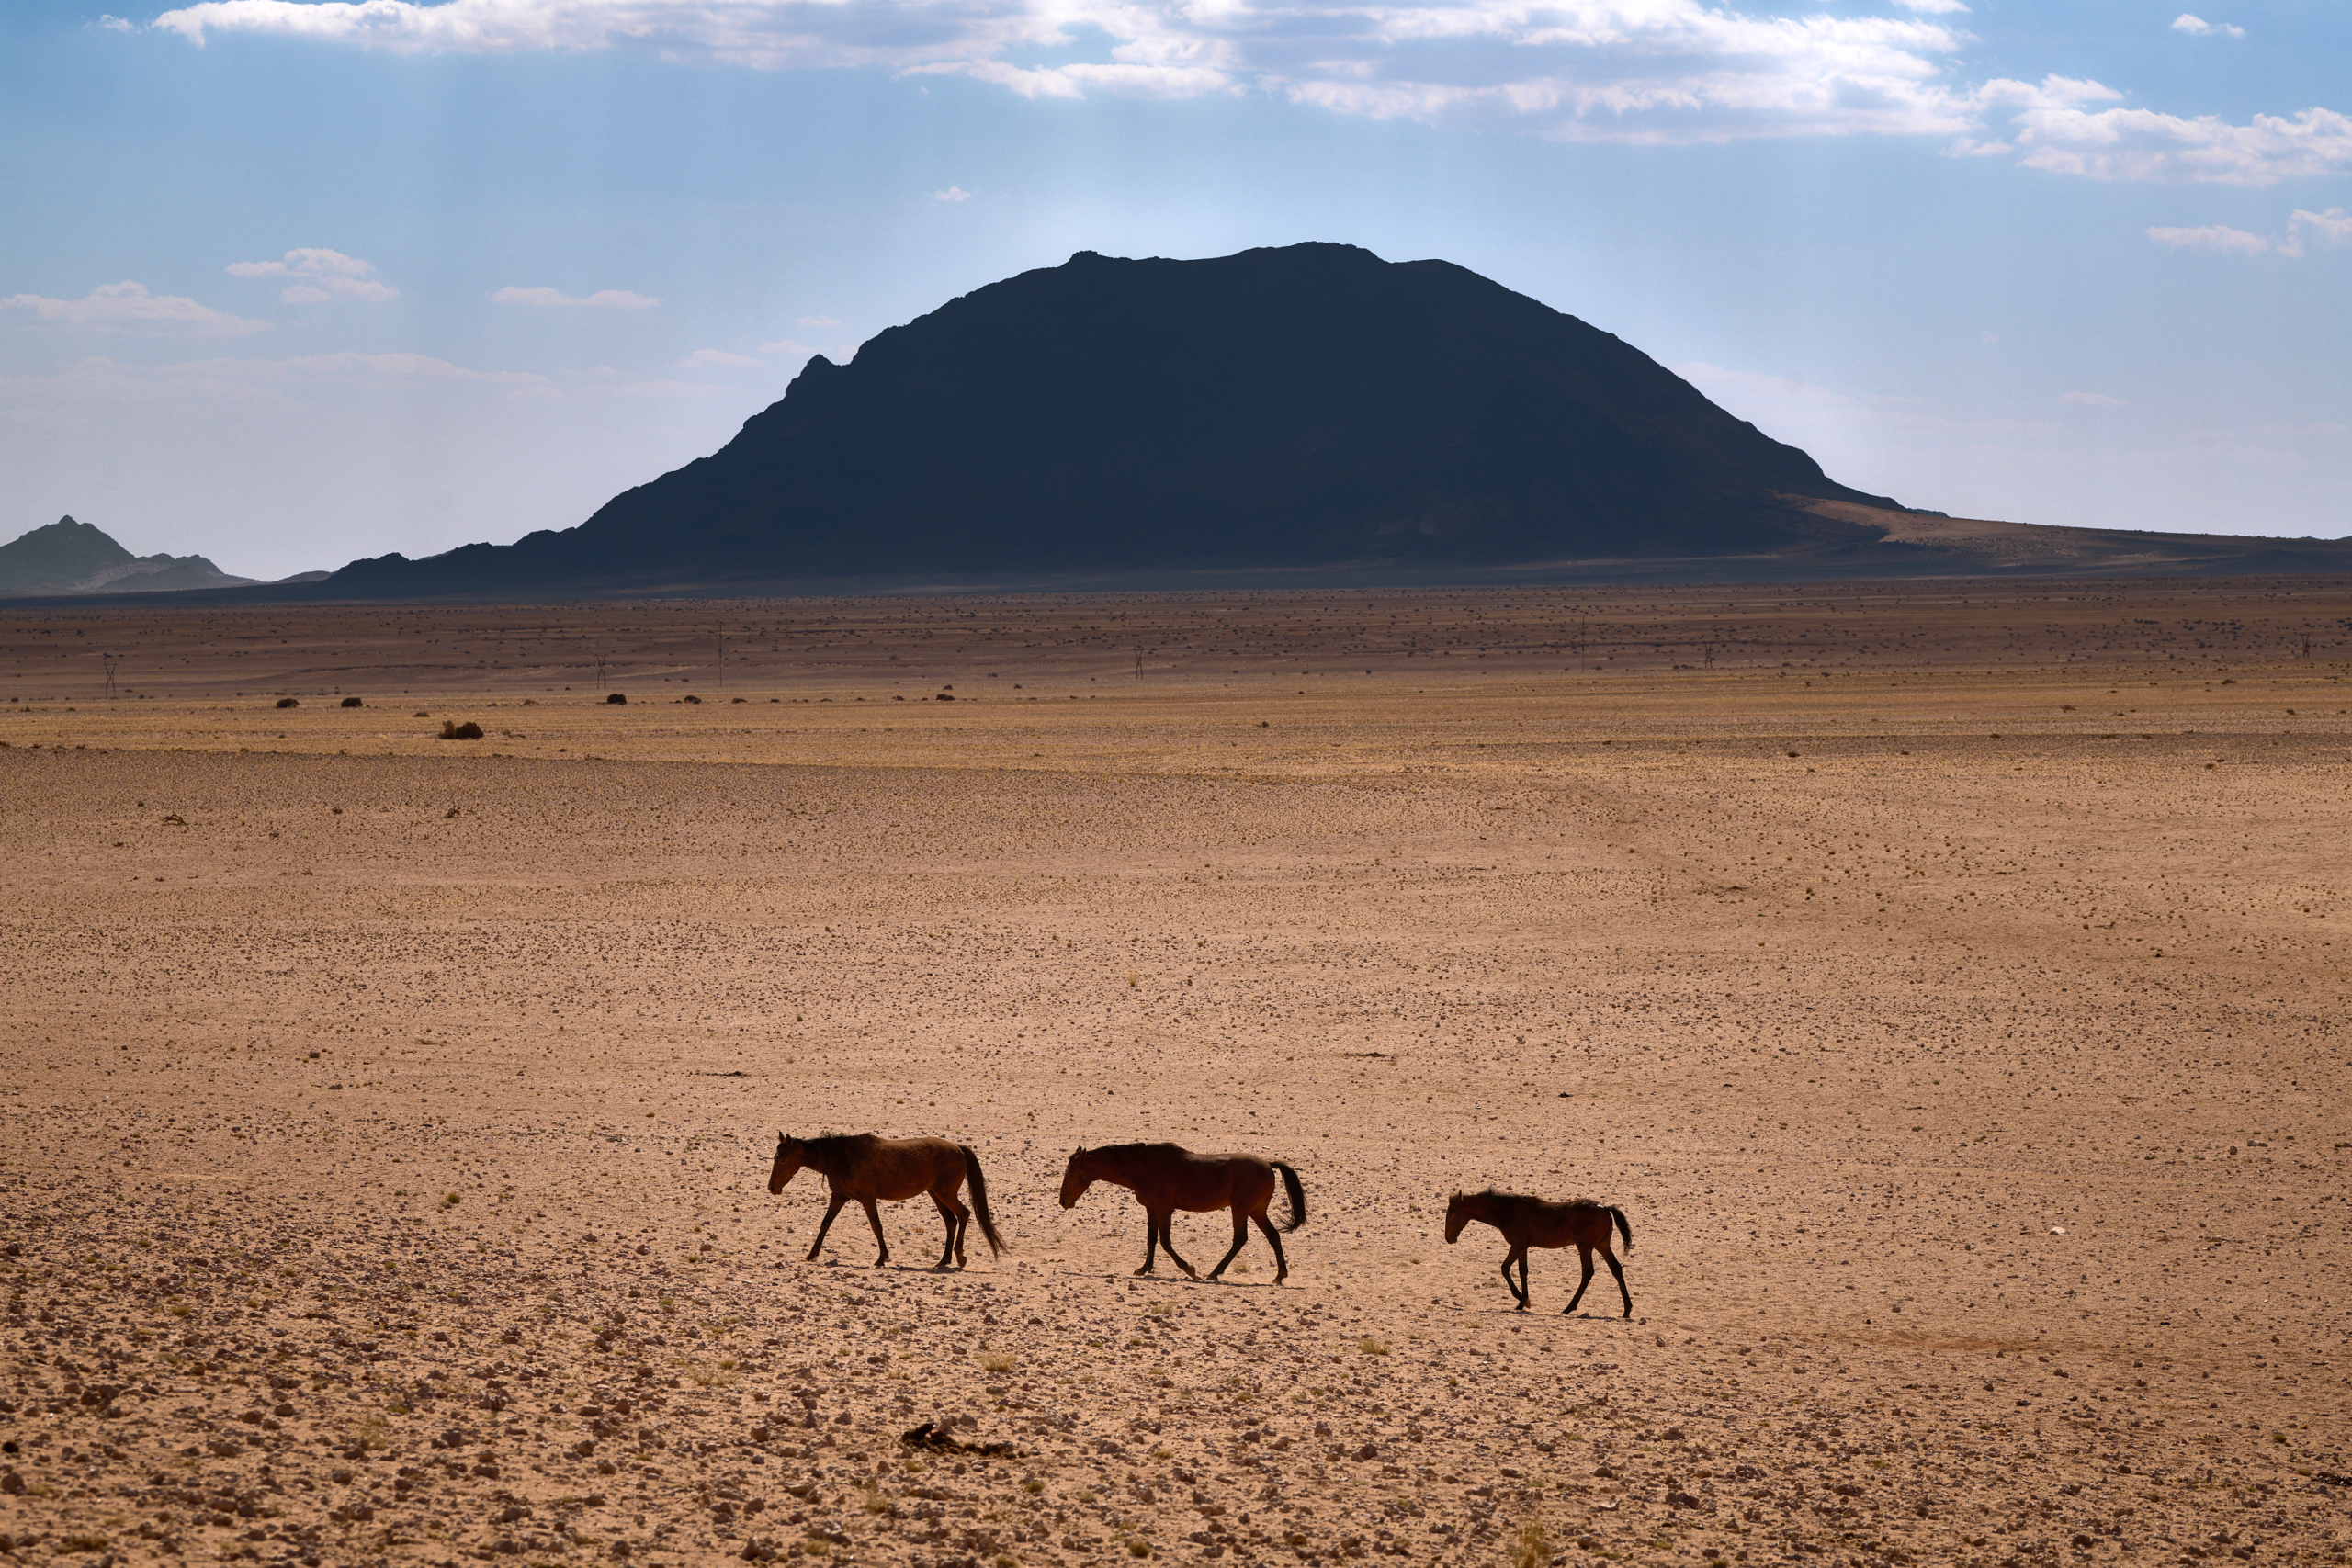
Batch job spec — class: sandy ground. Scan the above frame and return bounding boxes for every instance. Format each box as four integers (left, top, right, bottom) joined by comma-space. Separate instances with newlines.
4, 582, 2350, 1568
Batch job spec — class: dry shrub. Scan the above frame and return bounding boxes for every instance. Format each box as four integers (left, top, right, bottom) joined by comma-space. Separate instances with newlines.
275, 696, 300, 709
439, 720, 484, 740
606, 693, 627, 705
339, 696, 363, 708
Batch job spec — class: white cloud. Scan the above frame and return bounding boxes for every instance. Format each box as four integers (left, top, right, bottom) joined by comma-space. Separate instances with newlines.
491, 286, 661, 309
226, 247, 399, 302
2147, 222, 2270, 254
151, 0, 1989, 145
796, 314, 839, 327
2147, 209, 2352, 256
95, 14, 133, 29
2281, 207, 2352, 256
139, 0, 2352, 172
0, 281, 270, 335
1990, 84, 2352, 186
0, 351, 551, 415
2170, 15, 2245, 39
2059, 390, 2127, 407
679, 347, 763, 368
933, 186, 973, 202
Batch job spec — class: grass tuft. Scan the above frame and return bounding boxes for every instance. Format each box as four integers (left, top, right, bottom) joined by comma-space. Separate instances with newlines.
1510, 1516, 1552, 1568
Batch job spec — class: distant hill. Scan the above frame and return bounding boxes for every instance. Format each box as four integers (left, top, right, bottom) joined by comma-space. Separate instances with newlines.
0, 517, 266, 597
26, 245, 2349, 607
319, 243, 1920, 596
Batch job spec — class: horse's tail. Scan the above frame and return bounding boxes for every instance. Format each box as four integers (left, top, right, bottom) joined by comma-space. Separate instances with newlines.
1272, 1160, 1307, 1233
961, 1145, 1007, 1257
1608, 1205, 1634, 1254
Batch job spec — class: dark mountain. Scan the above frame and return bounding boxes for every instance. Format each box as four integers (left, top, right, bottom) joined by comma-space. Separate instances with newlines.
0, 516, 264, 598
324, 243, 1910, 596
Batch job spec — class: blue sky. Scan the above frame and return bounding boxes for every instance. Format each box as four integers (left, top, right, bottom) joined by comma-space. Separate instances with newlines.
2, 0, 2345, 579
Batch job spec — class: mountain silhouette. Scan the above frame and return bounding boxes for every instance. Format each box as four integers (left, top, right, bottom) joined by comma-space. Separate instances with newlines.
0, 516, 266, 598
325, 243, 1909, 595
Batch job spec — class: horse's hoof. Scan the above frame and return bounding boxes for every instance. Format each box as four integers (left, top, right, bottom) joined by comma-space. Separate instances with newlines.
1133, 1266, 1155, 1277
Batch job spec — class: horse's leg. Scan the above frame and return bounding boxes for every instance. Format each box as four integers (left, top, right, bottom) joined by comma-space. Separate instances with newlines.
1563, 1244, 1597, 1314
1136, 1211, 1163, 1276
929, 1190, 960, 1271
948, 1193, 971, 1269
1207, 1206, 1250, 1281
806, 1194, 849, 1262
1159, 1213, 1199, 1280
1602, 1248, 1633, 1319
1252, 1213, 1289, 1284
859, 1197, 889, 1268
1501, 1245, 1530, 1310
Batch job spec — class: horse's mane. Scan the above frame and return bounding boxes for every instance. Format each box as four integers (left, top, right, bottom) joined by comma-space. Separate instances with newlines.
1459, 1188, 1613, 1212
1088, 1141, 1190, 1159
797, 1133, 876, 1158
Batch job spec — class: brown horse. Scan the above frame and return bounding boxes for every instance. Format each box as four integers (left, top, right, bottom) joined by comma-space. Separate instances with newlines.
1058, 1143, 1306, 1283
767, 1134, 1005, 1269
1444, 1190, 1634, 1317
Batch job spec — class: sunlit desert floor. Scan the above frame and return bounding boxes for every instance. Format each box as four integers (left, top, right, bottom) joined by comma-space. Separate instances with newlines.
4, 581, 2349, 1568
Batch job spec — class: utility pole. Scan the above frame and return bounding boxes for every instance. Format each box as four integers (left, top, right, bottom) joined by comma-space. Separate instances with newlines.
102, 653, 119, 700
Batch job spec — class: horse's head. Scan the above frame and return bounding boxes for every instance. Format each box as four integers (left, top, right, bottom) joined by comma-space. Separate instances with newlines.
1442, 1191, 1470, 1243
1057, 1146, 1094, 1210
768, 1134, 806, 1195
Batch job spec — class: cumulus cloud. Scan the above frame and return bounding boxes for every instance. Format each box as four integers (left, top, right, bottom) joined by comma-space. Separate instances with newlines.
933, 186, 974, 201
94, 14, 133, 29
2058, 390, 2127, 407
150, 0, 1990, 145
679, 347, 763, 368
2146, 209, 2351, 256
226, 247, 399, 302
2281, 207, 2352, 256
0, 351, 553, 416
0, 281, 270, 335
1983, 77, 2352, 186
2170, 14, 2244, 39
142, 0, 2352, 172
2146, 222, 2271, 254
491, 286, 661, 309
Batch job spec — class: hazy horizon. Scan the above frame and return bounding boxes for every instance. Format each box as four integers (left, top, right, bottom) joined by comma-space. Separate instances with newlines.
3, 0, 2346, 581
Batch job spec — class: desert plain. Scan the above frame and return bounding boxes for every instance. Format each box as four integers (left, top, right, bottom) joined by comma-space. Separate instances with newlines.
3, 580, 2349, 1568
